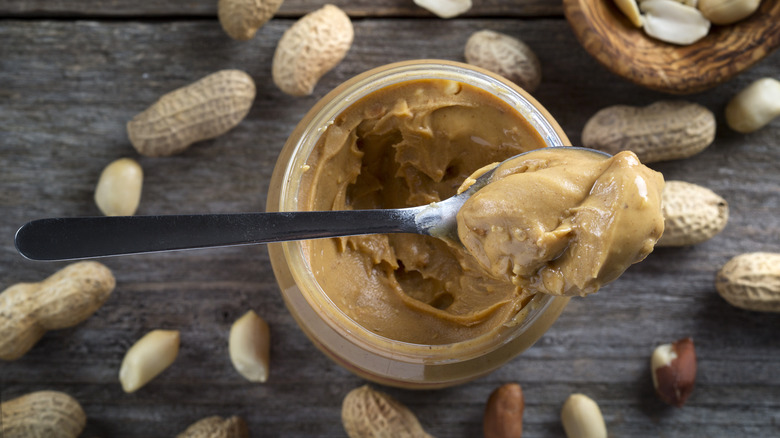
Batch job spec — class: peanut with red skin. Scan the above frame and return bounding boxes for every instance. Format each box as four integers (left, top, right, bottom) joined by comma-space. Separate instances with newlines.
483, 383, 524, 438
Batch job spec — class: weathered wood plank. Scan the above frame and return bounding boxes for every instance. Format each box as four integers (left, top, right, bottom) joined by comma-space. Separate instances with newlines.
1, 17, 779, 437
0, 0, 563, 18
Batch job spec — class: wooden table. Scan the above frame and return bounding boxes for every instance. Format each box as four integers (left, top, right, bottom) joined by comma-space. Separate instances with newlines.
2, 1, 778, 436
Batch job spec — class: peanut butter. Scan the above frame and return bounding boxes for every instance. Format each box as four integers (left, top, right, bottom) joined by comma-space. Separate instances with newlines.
457, 148, 665, 297
298, 78, 664, 345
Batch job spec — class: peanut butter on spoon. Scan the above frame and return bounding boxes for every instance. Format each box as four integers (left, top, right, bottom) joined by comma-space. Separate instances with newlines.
457, 148, 665, 297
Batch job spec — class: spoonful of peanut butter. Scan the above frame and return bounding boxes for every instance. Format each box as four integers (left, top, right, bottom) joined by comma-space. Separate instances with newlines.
15, 147, 664, 296
456, 147, 664, 297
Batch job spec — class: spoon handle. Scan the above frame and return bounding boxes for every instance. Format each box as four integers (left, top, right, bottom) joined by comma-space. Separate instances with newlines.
15, 209, 421, 261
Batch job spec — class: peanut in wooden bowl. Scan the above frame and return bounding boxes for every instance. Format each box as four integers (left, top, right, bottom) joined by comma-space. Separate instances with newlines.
562, 0, 780, 94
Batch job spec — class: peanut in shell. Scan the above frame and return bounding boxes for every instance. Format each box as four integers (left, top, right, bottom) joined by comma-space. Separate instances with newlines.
658, 180, 728, 247
127, 69, 256, 157
582, 101, 715, 163
716, 252, 780, 313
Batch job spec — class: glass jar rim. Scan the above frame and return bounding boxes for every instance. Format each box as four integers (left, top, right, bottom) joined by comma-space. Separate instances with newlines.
276, 59, 567, 364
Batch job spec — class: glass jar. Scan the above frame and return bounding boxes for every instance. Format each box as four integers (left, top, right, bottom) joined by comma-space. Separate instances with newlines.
267, 60, 571, 389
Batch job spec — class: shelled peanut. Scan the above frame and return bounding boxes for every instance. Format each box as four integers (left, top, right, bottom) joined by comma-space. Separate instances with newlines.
229, 310, 271, 383
560, 394, 607, 438
651, 338, 697, 407
0, 262, 115, 361
698, 0, 761, 24
613, 0, 761, 45
94, 157, 143, 216
725, 77, 780, 133
414, 0, 472, 18
119, 329, 181, 393
483, 383, 525, 438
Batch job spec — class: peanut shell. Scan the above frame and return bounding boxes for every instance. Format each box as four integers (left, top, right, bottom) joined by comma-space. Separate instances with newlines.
341, 385, 433, 438
127, 69, 256, 157
716, 252, 780, 312
0, 261, 115, 361
582, 101, 715, 163
272, 5, 353, 97
176, 415, 249, 438
0, 390, 86, 438
218, 0, 284, 41
465, 30, 541, 93
658, 180, 728, 247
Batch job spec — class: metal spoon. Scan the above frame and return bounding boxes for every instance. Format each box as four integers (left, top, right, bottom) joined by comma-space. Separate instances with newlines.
15, 147, 608, 261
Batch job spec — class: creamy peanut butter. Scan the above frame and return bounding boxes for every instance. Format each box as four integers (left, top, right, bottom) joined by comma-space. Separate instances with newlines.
298, 78, 664, 345
457, 148, 665, 297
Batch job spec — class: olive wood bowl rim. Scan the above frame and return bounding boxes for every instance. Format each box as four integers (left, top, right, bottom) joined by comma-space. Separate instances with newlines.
562, 0, 780, 94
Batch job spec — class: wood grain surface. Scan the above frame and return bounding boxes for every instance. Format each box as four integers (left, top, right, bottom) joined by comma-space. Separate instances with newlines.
1, 2, 779, 437
0, 0, 562, 17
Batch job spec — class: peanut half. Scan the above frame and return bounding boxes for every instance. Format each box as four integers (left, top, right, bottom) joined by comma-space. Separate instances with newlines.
229, 310, 271, 383
119, 329, 180, 393
560, 394, 607, 438
698, 0, 760, 24
0, 261, 116, 361
176, 415, 249, 438
613, 0, 643, 27
641, 0, 711, 45
658, 180, 728, 247
465, 30, 542, 93
94, 157, 143, 216
483, 383, 524, 438
341, 385, 433, 438
127, 69, 256, 157
1, 390, 86, 438
582, 101, 715, 163
414, 0, 472, 18
716, 252, 780, 312
218, 0, 284, 41
272, 4, 353, 97
725, 77, 780, 133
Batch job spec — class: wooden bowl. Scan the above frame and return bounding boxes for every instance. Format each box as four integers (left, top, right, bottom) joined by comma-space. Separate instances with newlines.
562, 0, 780, 94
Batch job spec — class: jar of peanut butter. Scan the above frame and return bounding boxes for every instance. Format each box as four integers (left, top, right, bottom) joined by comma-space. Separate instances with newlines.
267, 60, 571, 388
